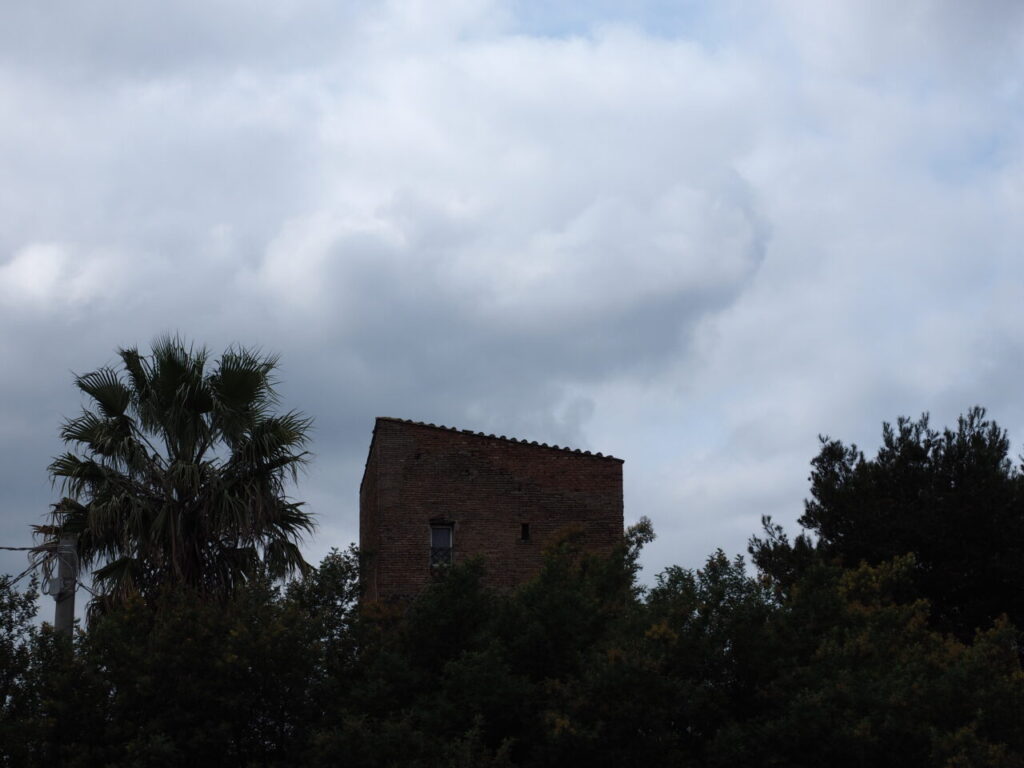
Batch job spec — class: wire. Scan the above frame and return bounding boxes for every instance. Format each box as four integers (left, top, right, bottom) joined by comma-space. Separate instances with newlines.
76, 580, 100, 598
1, 561, 39, 589
0, 541, 99, 599
0, 542, 50, 588
53, 550, 98, 598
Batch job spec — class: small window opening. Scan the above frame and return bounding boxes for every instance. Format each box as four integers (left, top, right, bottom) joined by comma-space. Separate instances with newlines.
520, 523, 530, 542
431, 525, 453, 567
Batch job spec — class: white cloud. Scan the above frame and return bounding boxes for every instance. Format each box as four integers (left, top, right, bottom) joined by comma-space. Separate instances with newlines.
0, 243, 132, 309
2, 0, 1024, 584
0, 244, 67, 305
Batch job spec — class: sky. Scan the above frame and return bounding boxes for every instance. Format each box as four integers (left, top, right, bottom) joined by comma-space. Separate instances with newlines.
2, 0, 1023, 599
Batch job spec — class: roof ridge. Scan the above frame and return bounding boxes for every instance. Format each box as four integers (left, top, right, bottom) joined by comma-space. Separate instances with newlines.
375, 416, 622, 462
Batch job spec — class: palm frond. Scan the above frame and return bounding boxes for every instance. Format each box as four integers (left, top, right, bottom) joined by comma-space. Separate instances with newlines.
75, 367, 131, 418
48, 337, 315, 613
60, 411, 135, 459
49, 453, 105, 495
262, 537, 311, 579
118, 346, 150, 397
229, 411, 313, 474
91, 556, 141, 602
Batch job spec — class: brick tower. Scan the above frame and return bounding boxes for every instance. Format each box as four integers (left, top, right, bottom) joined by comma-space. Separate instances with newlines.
359, 417, 624, 601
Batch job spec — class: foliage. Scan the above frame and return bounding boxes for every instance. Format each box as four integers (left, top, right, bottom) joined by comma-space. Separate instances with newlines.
2, 536, 1023, 767
0, 575, 41, 765
43, 336, 314, 614
711, 557, 1024, 767
5, 407, 1024, 764
752, 407, 1024, 639
0, 549, 362, 768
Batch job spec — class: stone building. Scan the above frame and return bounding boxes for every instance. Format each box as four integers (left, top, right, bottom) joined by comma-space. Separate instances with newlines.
359, 417, 624, 601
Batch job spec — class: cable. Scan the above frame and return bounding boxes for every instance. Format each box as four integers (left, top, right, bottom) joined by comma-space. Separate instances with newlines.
52, 550, 98, 598
0, 544, 42, 589
1, 561, 39, 589
76, 580, 100, 598
1, 541, 100, 599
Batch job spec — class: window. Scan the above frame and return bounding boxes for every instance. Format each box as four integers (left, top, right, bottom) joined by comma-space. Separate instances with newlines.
430, 525, 453, 567
520, 523, 530, 542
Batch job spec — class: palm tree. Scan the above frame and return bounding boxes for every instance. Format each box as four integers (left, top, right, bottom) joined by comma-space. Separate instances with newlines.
42, 336, 315, 613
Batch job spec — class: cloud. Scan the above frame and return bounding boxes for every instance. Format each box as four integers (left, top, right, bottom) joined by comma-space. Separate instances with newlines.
2, 0, 1023, 589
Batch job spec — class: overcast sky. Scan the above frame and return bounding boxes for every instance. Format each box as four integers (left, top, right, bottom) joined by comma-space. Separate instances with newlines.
2, 1, 1023, 594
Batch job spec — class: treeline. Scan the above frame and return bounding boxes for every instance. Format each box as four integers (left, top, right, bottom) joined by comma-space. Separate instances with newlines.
3, 408, 1024, 767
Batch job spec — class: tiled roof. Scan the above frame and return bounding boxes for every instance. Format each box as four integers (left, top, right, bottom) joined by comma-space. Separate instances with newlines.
376, 416, 623, 462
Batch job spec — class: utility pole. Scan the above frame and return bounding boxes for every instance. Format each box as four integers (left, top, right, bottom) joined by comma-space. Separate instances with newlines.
53, 533, 78, 636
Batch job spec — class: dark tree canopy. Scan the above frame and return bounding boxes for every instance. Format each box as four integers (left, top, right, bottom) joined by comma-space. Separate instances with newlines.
753, 407, 1024, 638
42, 336, 314, 613
4, 394, 1021, 765
4, 537, 1022, 767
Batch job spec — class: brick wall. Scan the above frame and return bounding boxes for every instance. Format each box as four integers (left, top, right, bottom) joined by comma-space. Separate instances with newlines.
359, 417, 624, 601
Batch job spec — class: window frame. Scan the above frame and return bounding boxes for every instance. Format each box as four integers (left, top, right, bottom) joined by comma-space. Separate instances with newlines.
430, 524, 454, 567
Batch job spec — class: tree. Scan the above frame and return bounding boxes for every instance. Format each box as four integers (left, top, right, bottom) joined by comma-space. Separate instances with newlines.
751, 407, 1024, 639
42, 336, 314, 613
711, 557, 1024, 768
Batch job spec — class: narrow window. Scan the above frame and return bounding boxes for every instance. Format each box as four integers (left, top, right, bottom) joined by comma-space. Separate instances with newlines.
520, 523, 530, 542
431, 525, 453, 567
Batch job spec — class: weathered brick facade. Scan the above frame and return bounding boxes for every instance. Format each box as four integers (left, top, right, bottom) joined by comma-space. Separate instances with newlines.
359, 417, 624, 601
